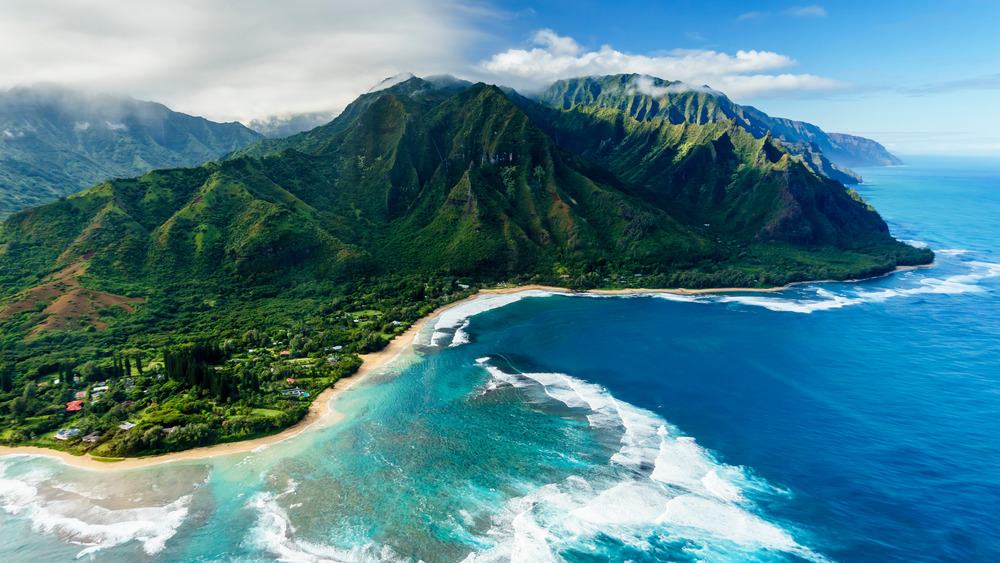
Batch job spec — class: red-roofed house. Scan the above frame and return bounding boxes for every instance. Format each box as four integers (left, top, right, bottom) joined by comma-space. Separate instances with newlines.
279, 350, 291, 356
66, 400, 84, 412
286, 378, 297, 384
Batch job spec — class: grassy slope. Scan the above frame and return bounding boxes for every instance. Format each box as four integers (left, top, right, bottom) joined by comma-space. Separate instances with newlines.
1, 80, 931, 343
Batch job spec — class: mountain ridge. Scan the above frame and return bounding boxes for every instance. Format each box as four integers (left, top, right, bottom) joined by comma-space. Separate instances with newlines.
0, 74, 932, 458
1, 77, 929, 315
0, 85, 263, 217
535, 74, 901, 178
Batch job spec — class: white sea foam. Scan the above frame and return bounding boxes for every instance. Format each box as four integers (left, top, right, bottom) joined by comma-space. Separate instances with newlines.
471, 363, 826, 561
0, 460, 191, 557
430, 290, 556, 347
247, 482, 406, 563
649, 258, 1000, 314
451, 319, 472, 347
655, 494, 807, 555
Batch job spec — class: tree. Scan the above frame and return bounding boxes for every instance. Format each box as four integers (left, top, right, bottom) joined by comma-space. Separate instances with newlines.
9, 396, 28, 422
142, 426, 163, 449
0, 371, 11, 393
79, 360, 98, 383
243, 329, 266, 348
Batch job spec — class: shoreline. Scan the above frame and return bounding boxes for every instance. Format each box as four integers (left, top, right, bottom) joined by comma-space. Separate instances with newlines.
0, 262, 931, 471
478, 263, 933, 297
0, 294, 472, 472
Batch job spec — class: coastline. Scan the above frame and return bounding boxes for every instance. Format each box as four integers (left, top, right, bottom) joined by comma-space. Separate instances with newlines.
0, 262, 930, 472
0, 294, 467, 472
478, 263, 932, 297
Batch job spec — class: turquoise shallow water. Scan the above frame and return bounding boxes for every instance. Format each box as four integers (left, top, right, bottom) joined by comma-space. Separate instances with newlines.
1, 156, 998, 562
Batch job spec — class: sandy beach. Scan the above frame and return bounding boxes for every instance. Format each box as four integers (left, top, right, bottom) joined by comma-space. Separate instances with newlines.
0, 263, 931, 472
0, 295, 466, 472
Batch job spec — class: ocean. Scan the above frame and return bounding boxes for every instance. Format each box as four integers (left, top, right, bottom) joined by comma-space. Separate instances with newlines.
1, 156, 997, 562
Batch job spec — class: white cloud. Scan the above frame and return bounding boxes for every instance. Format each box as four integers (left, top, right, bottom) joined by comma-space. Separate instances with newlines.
631, 75, 721, 97
477, 29, 849, 100
784, 5, 828, 18
0, 0, 482, 122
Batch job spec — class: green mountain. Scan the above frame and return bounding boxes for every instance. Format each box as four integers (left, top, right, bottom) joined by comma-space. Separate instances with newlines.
536, 74, 902, 178
0, 75, 931, 456
1, 76, 929, 338
0, 86, 263, 217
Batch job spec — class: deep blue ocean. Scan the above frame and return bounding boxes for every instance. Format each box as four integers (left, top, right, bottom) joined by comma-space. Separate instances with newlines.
0, 156, 997, 562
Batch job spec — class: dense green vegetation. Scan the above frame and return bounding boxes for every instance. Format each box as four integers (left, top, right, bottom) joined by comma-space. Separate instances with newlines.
0, 85, 262, 217
537, 74, 902, 173
0, 75, 932, 457
0, 273, 477, 457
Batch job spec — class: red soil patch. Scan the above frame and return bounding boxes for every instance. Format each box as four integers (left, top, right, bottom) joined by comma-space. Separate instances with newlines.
27, 288, 145, 337
0, 261, 145, 337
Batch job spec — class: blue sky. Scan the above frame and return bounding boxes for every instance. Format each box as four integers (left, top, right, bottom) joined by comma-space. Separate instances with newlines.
1, 1, 997, 155
475, 1, 1000, 156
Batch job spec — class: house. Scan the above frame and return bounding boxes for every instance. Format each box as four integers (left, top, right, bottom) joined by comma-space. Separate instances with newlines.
66, 400, 84, 412
332, 346, 343, 351
279, 350, 291, 356
54, 428, 81, 440
74, 391, 87, 399
285, 378, 297, 384
118, 422, 137, 430
82, 432, 101, 444
280, 388, 309, 398
120, 400, 135, 409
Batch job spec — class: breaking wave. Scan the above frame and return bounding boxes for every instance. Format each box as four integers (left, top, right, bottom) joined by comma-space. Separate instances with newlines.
647, 256, 1000, 314
430, 290, 557, 347
246, 480, 406, 563
0, 458, 192, 558
465, 363, 829, 562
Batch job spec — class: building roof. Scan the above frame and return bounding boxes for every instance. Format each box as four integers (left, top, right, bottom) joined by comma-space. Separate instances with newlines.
54, 428, 81, 440
66, 400, 84, 412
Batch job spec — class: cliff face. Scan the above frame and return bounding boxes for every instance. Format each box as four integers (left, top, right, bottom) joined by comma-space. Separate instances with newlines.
825, 132, 904, 167
537, 74, 902, 176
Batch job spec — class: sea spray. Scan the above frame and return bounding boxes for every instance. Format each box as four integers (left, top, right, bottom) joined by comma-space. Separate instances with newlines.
467, 362, 823, 562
